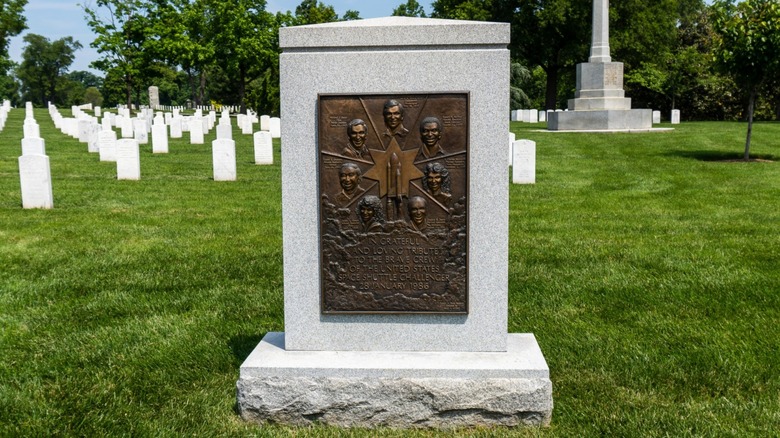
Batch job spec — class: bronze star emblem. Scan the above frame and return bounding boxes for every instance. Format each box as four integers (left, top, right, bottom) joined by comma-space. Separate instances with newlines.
362, 138, 424, 198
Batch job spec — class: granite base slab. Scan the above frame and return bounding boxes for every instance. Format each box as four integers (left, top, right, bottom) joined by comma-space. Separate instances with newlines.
547, 109, 652, 131
236, 332, 552, 429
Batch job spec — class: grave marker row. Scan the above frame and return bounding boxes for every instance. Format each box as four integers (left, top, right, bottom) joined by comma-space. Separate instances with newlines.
19, 103, 54, 209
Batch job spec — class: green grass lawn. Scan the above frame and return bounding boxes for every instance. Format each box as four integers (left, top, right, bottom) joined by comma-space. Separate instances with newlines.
1, 109, 778, 436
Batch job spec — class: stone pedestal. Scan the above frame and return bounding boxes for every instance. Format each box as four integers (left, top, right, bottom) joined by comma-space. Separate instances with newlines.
568, 62, 631, 110
238, 333, 551, 428
548, 108, 652, 131
547, 0, 652, 132
548, 61, 652, 131
237, 16, 551, 429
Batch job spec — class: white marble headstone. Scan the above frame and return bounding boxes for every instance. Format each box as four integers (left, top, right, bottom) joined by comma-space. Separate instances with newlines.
133, 119, 148, 144
19, 154, 54, 209
189, 118, 204, 144
512, 139, 536, 185
538, 110, 546, 123
671, 109, 680, 124
508, 132, 516, 167
212, 138, 237, 181
99, 129, 118, 162
88, 122, 101, 153
241, 115, 253, 135
170, 117, 183, 138
152, 123, 168, 153
22, 137, 46, 156
652, 110, 661, 124
260, 115, 271, 131
216, 123, 232, 140
254, 131, 273, 165
24, 120, 40, 139
269, 117, 281, 138
65, 119, 79, 138
120, 116, 134, 138
116, 139, 141, 180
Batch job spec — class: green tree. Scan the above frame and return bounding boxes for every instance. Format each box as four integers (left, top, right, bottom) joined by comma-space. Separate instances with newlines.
510, 61, 531, 109
0, 0, 27, 58
83, 0, 151, 107
711, 0, 780, 159
16, 34, 82, 106
203, 0, 279, 112
393, 0, 428, 17
146, 0, 214, 106
342, 9, 361, 20
494, 0, 591, 109
0, 0, 27, 100
624, 1, 717, 116
294, 0, 338, 24
432, 0, 493, 20
84, 86, 104, 106
68, 70, 104, 89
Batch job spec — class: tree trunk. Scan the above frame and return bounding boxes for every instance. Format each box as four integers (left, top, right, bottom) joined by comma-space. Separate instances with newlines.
544, 66, 559, 110
198, 71, 206, 106
744, 87, 756, 160
238, 67, 246, 114
187, 68, 196, 104
125, 74, 133, 108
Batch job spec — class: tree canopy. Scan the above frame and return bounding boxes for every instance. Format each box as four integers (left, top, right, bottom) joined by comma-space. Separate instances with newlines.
5, 0, 757, 122
17, 34, 81, 106
393, 0, 428, 17
0, 0, 27, 101
711, 0, 780, 158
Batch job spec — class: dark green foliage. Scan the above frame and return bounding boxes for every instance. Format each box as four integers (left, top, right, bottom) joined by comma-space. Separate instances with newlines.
68, 70, 104, 89
711, 0, 780, 158
1, 109, 778, 435
16, 34, 82, 106
0, 0, 27, 57
392, 0, 428, 17
294, 0, 338, 24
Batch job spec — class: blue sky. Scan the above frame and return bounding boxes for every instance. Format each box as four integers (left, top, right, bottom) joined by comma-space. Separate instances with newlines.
8, 0, 414, 75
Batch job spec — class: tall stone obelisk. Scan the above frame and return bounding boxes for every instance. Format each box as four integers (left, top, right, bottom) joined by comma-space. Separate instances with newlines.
547, 0, 651, 131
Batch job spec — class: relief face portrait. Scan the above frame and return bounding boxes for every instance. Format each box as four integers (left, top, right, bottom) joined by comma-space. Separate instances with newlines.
356, 195, 384, 232
318, 93, 469, 314
419, 116, 444, 159
422, 162, 452, 208
333, 162, 366, 208
407, 196, 427, 231
342, 119, 368, 159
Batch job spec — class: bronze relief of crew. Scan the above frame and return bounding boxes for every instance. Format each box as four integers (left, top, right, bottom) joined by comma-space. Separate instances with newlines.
329, 98, 460, 233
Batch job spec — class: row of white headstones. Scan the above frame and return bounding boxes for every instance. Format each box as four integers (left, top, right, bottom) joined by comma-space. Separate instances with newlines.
511, 108, 682, 124
506, 108, 684, 185
16, 102, 280, 209
16, 102, 54, 209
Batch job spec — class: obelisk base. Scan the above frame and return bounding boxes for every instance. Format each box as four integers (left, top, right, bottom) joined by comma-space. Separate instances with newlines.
547, 109, 652, 131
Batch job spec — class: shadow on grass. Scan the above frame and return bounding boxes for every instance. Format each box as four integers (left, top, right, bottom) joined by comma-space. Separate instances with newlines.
231, 332, 266, 417
666, 150, 777, 162
229, 332, 266, 363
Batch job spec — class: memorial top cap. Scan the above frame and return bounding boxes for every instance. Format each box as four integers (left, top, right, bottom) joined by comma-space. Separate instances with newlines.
279, 16, 510, 50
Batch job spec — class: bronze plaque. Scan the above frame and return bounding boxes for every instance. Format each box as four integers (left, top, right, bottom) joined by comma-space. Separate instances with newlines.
318, 93, 468, 314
